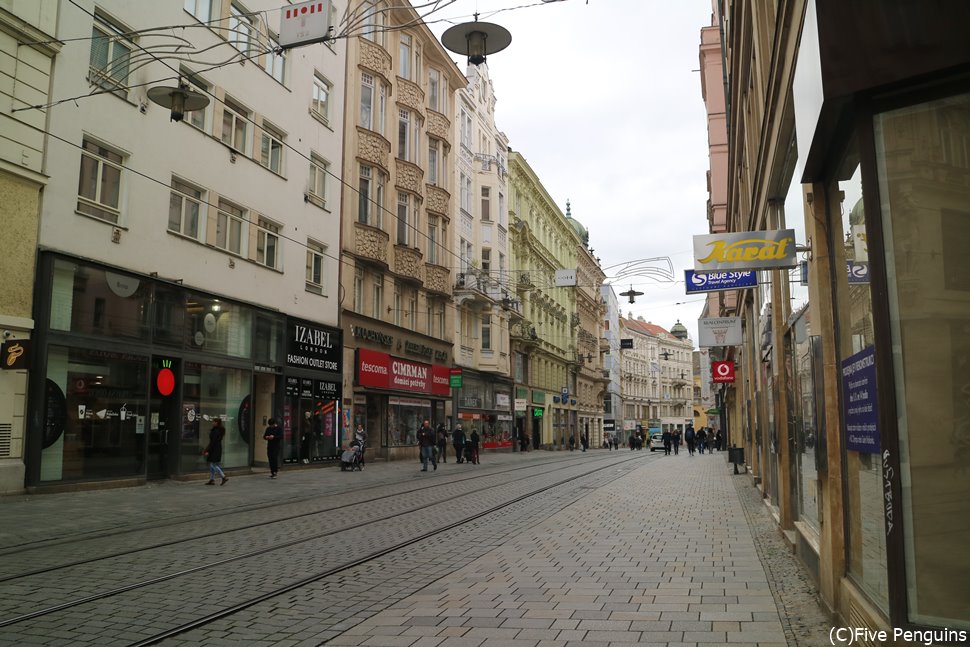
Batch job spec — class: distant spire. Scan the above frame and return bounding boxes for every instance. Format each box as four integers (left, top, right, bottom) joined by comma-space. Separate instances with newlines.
566, 199, 571, 218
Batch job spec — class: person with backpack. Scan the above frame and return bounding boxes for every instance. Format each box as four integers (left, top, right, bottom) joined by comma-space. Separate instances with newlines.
468, 427, 480, 464
696, 427, 707, 454
684, 425, 696, 456
436, 423, 449, 463
452, 424, 466, 463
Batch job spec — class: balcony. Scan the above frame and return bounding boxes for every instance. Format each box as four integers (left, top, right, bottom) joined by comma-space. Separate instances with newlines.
426, 110, 451, 142
425, 263, 451, 295
393, 244, 423, 284
394, 158, 423, 196
425, 184, 450, 216
353, 222, 389, 267
396, 77, 424, 114
357, 128, 390, 169
510, 321, 540, 349
359, 39, 391, 78
454, 271, 494, 306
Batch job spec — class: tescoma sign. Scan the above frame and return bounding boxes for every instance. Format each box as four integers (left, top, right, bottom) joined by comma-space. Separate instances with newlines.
693, 229, 797, 272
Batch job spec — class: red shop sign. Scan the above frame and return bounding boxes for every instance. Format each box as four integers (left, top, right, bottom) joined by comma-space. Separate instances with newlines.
431, 365, 451, 397
712, 361, 736, 383
358, 348, 450, 396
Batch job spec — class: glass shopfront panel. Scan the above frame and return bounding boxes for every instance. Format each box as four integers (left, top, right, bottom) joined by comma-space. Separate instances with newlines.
833, 162, 889, 612
388, 396, 429, 446
875, 92, 970, 628
185, 294, 252, 359
791, 309, 821, 531
50, 259, 151, 341
183, 361, 251, 471
41, 346, 148, 481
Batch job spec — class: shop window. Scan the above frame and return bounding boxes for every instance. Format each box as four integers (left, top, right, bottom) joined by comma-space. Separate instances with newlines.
875, 92, 970, 628
832, 162, 889, 612
41, 346, 148, 481
253, 313, 284, 365
152, 284, 186, 347
184, 294, 252, 358
387, 396, 429, 447
49, 258, 151, 341
182, 362, 251, 470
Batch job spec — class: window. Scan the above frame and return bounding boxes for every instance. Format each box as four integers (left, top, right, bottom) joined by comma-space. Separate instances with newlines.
459, 238, 471, 274
399, 34, 411, 80
481, 314, 492, 351
264, 34, 285, 83
428, 138, 440, 186
312, 75, 331, 123
460, 108, 473, 149
256, 217, 280, 269
306, 240, 326, 294
308, 154, 328, 206
184, 0, 213, 21
216, 198, 245, 254
228, 4, 252, 55
353, 267, 363, 312
259, 123, 284, 173
181, 69, 208, 131
360, 73, 386, 134
393, 282, 402, 326
481, 249, 491, 276
89, 13, 131, 93
77, 138, 123, 223
428, 68, 441, 112
408, 289, 417, 326
358, 165, 385, 227
498, 191, 506, 225
168, 178, 204, 238
372, 273, 384, 319
428, 216, 439, 265
361, 0, 386, 46
221, 97, 249, 153
499, 252, 506, 282
398, 109, 411, 161
397, 192, 410, 245
481, 186, 491, 221
460, 173, 472, 214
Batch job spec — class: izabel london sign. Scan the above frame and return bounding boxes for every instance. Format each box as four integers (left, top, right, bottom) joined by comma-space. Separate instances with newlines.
356, 348, 450, 397
286, 318, 342, 372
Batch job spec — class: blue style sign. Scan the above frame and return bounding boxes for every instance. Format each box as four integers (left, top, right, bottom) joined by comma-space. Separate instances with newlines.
684, 269, 758, 294
841, 346, 880, 454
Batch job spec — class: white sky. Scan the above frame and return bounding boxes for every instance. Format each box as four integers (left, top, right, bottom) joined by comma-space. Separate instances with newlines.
428, 0, 716, 347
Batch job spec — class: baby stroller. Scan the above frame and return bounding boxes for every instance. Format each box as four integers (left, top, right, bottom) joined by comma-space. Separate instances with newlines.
463, 443, 478, 465
340, 442, 363, 471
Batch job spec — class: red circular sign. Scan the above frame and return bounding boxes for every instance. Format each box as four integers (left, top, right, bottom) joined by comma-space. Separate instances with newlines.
157, 368, 176, 396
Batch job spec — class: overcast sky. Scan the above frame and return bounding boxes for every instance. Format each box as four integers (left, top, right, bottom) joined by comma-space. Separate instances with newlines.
428, 0, 716, 347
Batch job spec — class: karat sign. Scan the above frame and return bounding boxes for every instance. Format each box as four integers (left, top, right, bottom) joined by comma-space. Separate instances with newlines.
693, 229, 797, 272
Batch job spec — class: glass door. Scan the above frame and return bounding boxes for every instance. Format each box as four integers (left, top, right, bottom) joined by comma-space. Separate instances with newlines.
148, 356, 181, 479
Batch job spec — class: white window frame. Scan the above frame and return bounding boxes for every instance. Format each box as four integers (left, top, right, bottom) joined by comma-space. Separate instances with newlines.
312, 74, 331, 124
259, 122, 284, 174
221, 96, 249, 153
482, 313, 492, 351
264, 33, 285, 83
373, 273, 384, 319
89, 13, 132, 95
306, 240, 327, 295
309, 153, 328, 207
481, 186, 491, 221
408, 289, 418, 327
361, 0, 386, 47
229, 3, 253, 55
393, 282, 402, 326
399, 33, 412, 80
168, 177, 205, 239
396, 192, 410, 245
77, 138, 124, 224
216, 198, 246, 255
460, 108, 473, 149
428, 68, 440, 112
353, 267, 364, 312
397, 109, 411, 161
359, 165, 387, 226
428, 137, 439, 186
181, 69, 209, 131
428, 216, 439, 265
459, 173, 472, 214
256, 216, 281, 269
184, 0, 212, 22
481, 248, 491, 276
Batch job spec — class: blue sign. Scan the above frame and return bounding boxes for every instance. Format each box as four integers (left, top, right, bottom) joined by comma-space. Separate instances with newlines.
841, 346, 880, 454
684, 270, 758, 294
847, 261, 869, 284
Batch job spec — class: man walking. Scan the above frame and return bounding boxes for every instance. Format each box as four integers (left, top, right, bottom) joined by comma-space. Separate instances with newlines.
418, 419, 437, 471
685, 425, 696, 456
452, 423, 466, 463
436, 423, 448, 463
263, 418, 283, 478
662, 429, 672, 456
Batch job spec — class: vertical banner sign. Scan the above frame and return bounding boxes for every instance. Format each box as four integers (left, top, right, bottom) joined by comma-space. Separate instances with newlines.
841, 346, 880, 454
699, 349, 714, 408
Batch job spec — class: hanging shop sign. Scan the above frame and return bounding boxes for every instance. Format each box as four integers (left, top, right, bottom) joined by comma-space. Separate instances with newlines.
2, 339, 30, 370
620, 338, 634, 349
279, 0, 333, 49
287, 317, 342, 372
356, 348, 450, 396
514, 398, 527, 412
711, 361, 736, 383
841, 346, 880, 454
698, 317, 743, 347
693, 229, 797, 272
684, 269, 758, 294
449, 368, 463, 388
555, 268, 577, 287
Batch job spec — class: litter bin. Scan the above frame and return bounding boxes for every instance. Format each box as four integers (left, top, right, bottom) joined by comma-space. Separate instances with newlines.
728, 446, 745, 474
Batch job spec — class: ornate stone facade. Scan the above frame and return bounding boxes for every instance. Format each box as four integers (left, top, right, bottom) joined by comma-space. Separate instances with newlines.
393, 244, 423, 282
354, 222, 389, 265
394, 159, 423, 195
426, 110, 450, 141
357, 129, 390, 169
396, 78, 424, 114
359, 40, 391, 78
426, 184, 450, 216
424, 263, 450, 295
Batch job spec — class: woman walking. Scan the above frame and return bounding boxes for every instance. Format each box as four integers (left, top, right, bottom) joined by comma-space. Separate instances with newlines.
205, 417, 228, 485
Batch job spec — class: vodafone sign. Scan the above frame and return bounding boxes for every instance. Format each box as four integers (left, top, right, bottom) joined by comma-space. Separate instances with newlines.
712, 361, 736, 383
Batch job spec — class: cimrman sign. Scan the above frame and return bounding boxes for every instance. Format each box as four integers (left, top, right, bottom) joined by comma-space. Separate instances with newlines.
693, 230, 797, 273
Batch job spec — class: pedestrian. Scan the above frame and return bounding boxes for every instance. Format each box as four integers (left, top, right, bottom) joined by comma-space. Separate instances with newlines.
662, 429, 672, 456
612, 435, 618, 451
452, 423, 466, 463
204, 417, 228, 485
672, 429, 681, 455
568, 434, 576, 451
580, 431, 589, 452
417, 419, 437, 471
468, 427, 480, 464
685, 425, 696, 456
697, 427, 707, 454
263, 417, 283, 479
520, 428, 529, 452
436, 423, 448, 463
714, 429, 723, 452
353, 423, 367, 466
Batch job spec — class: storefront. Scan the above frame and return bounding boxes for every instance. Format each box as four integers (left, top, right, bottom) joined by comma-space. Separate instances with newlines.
25, 253, 342, 487
455, 369, 513, 451
345, 317, 452, 461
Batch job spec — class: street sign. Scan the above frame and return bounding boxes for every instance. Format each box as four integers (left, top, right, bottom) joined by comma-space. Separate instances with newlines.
279, 0, 333, 49
620, 338, 633, 349
712, 361, 735, 383
449, 368, 462, 388
561, 387, 569, 400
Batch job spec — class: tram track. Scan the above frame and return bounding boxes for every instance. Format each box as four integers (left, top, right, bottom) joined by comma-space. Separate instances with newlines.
0, 452, 600, 581
0, 452, 650, 636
